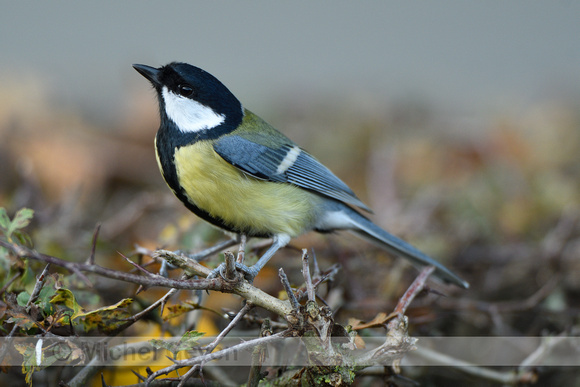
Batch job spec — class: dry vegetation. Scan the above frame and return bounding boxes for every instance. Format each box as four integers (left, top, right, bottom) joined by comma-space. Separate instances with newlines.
0, 79, 579, 386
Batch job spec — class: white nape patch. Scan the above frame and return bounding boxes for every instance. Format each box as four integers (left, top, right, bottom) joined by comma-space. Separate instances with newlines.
276, 146, 301, 174
162, 87, 225, 133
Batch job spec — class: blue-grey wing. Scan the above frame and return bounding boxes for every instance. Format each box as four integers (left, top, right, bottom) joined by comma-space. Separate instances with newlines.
214, 135, 371, 212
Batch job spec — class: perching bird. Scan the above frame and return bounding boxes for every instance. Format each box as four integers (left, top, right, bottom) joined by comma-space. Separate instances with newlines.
133, 62, 468, 289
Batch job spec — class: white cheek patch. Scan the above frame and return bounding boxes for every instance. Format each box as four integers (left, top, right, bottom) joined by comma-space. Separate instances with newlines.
162, 87, 225, 133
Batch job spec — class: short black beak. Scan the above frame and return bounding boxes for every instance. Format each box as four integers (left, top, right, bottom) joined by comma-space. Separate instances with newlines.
132, 64, 161, 86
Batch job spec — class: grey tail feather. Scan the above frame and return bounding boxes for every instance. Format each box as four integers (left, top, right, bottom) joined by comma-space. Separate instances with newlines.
347, 210, 469, 289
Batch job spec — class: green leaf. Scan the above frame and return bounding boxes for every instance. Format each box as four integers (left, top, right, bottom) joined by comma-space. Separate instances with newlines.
10, 208, 34, 232
163, 303, 194, 321
14, 342, 39, 385
0, 208, 10, 230
0, 207, 34, 242
78, 298, 133, 333
175, 331, 204, 354
149, 330, 204, 358
17, 291, 31, 306
6, 311, 37, 331
49, 288, 85, 325
149, 338, 176, 354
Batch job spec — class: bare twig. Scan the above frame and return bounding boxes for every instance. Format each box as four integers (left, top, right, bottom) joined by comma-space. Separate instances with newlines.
391, 266, 435, 319
224, 251, 237, 281
87, 223, 101, 265
279, 268, 299, 311
0, 240, 294, 319
239, 313, 288, 330
100, 192, 165, 238
131, 369, 147, 382
0, 264, 52, 364
153, 250, 211, 277
541, 205, 579, 259
519, 334, 569, 369
237, 234, 247, 264
177, 365, 199, 387
0, 272, 21, 297
357, 267, 435, 368
409, 345, 538, 384
294, 263, 341, 302
247, 319, 272, 387
439, 275, 560, 314
202, 303, 253, 354
120, 252, 156, 277
146, 330, 289, 384
311, 249, 321, 278
124, 287, 179, 323
26, 263, 51, 310
186, 237, 239, 262
0, 240, 221, 290
301, 249, 315, 302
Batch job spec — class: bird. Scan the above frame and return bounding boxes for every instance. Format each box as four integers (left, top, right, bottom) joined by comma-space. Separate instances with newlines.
133, 62, 469, 289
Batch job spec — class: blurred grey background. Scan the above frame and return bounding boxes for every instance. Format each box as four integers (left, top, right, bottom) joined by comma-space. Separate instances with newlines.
1, 1, 579, 123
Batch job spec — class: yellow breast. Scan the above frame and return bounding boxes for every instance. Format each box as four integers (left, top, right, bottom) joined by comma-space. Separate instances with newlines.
170, 141, 322, 237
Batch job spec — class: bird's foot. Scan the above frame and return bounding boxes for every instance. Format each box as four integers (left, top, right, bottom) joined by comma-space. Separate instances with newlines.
207, 262, 259, 283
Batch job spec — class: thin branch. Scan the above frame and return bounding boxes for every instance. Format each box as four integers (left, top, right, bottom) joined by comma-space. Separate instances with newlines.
0, 265, 52, 365
224, 251, 237, 281
439, 275, 560, 314
87, 223, 101, 265
177, 365, 199, 387
409, 345, 537, 385
391, 265, 435, 318
146, 330, 289, 384
186, 237, 239, 262
0, 240, 294, 318
237, 234, 247, 264
247, 319, 272, 387
279, 268, 300, 311
120, 252, 156, 277
301, 249, 315, 302
0, 272, 21, 297
357, 267, 435, 367
153, 250, 211, 277
294, 263, 341, 302
311, 249, 321, 278
519, 334, 569, 369
0, 240, 221, 290
124, 287, 179, 323
26, 263, 51, 310
202, 303, 253, 354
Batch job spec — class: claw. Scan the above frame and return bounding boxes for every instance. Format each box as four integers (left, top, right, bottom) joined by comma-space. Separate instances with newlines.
206, 264, 224, 280
159, 260, 177, 277
206, 262, 259, 283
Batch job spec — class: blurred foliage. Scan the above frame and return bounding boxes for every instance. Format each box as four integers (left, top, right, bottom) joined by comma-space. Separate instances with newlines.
0, 77, 579, 385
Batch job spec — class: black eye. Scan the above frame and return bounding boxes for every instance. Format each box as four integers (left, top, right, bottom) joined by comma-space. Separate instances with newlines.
177, 84, 194, 97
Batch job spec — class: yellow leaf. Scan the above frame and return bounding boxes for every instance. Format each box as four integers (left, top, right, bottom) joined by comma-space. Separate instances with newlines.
49, 288, 85, 325
78, 298, 133, 333
348, 312, 397, 330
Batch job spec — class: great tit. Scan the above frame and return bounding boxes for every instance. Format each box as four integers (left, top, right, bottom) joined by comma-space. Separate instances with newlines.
133, 62, 469, 289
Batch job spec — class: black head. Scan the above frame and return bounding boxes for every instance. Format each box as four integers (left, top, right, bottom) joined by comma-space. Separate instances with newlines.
133, 62, 243, 136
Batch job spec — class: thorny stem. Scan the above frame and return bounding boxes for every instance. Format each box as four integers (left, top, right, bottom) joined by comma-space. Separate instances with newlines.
301, 249, 315, 302
279, 268, 300, 311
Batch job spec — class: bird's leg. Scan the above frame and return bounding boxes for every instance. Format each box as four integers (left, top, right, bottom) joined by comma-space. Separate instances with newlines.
185, 236, 240, 262
245, 234, 291, 278
208, 234, 291, 282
